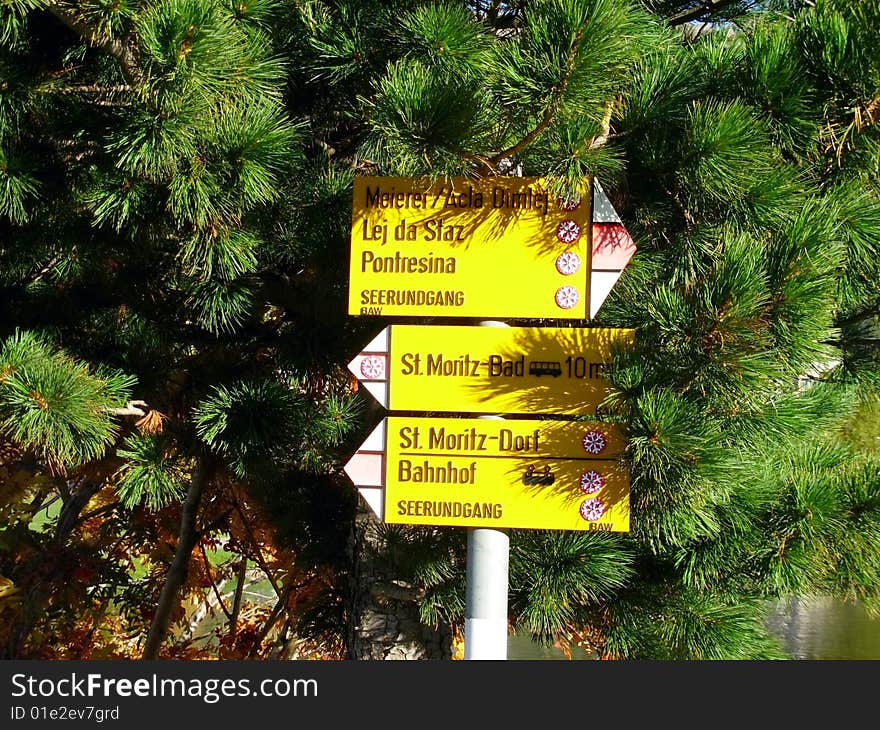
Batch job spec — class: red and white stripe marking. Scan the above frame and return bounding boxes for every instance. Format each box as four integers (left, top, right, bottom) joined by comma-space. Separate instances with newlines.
342, 420, 386, 520
589, 180, 636, 319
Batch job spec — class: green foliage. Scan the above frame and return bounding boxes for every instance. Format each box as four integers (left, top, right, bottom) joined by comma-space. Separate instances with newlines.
755, 442, 851, 595
115, 433, 188, 510
492, 0, 642, 119
177, 227, 257, 281
194, 380, 360, 477
194, 379, 307, 476
369, 524, 466, 627
76, 0, 138, 39
137, 0, 281, 106
395, 2, 491, 74
523, 116, 627, 184
0, 146, 40, 224
0, 1, 44, 47
509, 531, 636, 643
362, 59, 494, 176
676, 99, 778, 216
0, 331, 134, 468
833, 458, 880, 612
602, 584, 787, 660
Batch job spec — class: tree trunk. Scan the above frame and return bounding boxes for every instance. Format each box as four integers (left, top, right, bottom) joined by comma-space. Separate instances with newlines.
228, 557, 247, 638
54, 479, 104, 542
344, 507, 454, 660
141, 456, 210, 659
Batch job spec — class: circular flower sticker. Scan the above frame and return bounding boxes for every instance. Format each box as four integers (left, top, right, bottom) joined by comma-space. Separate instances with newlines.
359, 356, 386, 380
579, 470, 605, 494
556, 219, 582, 244
579, 497, 607, 522
555, 251, 581, 275
555, 285, 580, 310
558, 196, 582, 211
581, 430, 607, 454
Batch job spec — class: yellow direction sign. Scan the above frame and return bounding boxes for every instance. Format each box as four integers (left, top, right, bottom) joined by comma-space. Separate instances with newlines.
343, 417, 629, 531
349, 176, 639, 320
349, 175, 595, 319
348, 324, 633, 416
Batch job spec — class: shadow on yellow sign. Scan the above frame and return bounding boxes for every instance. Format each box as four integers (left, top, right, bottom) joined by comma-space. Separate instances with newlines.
384, 324, 633, 416
463, 325, 634, 415
349, 176, 593, 319
382, 416, 630, 532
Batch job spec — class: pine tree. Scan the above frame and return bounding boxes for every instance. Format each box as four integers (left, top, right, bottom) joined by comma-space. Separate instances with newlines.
2, 0, 879, 660
0, 0, 363, 659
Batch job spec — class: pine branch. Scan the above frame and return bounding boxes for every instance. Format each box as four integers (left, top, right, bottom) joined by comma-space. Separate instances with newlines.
462, 152, 498, 175
824, 337, 880, 347
490, 25, 586, 164
55, 479, 104, 543
228, 557, 247, 638
666, 1, 732, 27
230, 486, 283, 600
27, 490, 54, 515
75, 500, 120, 526
105, 400, 149, 418
588, 98, 617, 150
51, 84, 136, 107
47, 3, 142, 86
828, 95, 880, 164
141, 455, 211, 660
199, 542, 233, 622
56, 84, 134, 94
855, 94, 880, 131
29, 254, 65, 286
246, 584, 293, 659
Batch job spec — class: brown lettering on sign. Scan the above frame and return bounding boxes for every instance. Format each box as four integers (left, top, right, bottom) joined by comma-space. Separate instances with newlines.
397, 500, 503, 519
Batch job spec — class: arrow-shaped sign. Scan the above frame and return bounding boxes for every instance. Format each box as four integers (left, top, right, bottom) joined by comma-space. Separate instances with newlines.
349, 176, 636, 320
591, 180, 637, 318
348, 324, 633, 415
344, 416, 629, 532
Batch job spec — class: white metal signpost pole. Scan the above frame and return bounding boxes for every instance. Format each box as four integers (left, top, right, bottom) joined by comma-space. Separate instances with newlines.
461, 179, 635, 659
465, 320, 510, 660
465, 521, 509, 659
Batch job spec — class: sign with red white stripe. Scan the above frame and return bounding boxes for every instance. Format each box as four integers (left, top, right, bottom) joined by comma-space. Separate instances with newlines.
343, 175, 637, 536
348, 176, 636, 320
344, 416, 629, 531
347, 324, 634, 416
